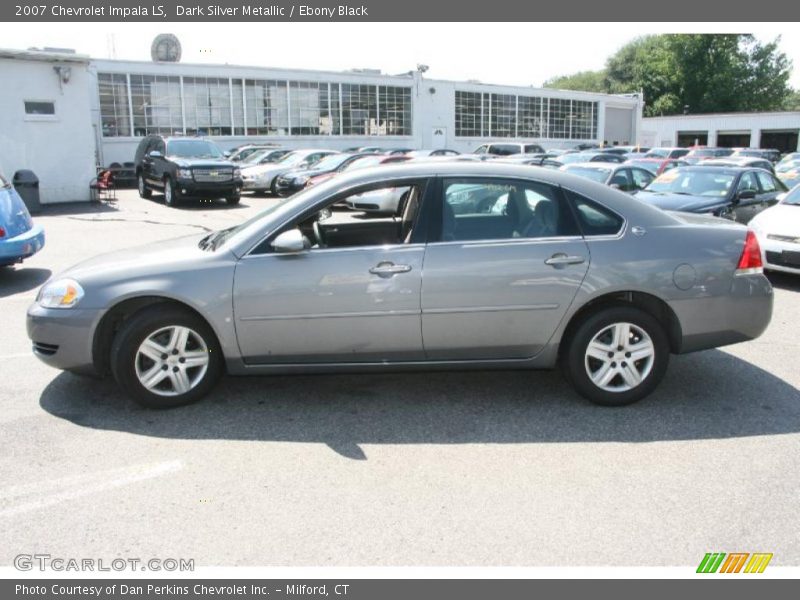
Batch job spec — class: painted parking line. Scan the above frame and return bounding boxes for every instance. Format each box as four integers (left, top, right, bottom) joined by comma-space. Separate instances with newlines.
0, 460, 183, 518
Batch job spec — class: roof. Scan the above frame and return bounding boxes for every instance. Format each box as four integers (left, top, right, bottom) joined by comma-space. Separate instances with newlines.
0, 47, 90, 64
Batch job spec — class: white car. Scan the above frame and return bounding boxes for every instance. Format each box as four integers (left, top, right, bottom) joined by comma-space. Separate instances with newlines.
345, 186, 410, 214
749, 185, 800, 275
241, 149, 337, 194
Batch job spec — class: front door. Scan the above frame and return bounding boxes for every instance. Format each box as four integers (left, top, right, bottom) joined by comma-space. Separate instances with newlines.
421, 177, 590, 360
232, 182, 427, 364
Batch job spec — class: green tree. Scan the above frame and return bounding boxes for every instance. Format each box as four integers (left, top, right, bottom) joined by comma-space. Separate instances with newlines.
543, 34, 793, 117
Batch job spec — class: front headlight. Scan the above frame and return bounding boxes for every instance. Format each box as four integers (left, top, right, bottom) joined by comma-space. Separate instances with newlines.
233, 168, 241, 178
177, 168, 192, 179
294, 176, 309, 186
38, 279, 85, 309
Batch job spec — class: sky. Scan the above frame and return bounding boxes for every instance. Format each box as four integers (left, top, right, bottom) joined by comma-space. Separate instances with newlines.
2, 22, 799, 88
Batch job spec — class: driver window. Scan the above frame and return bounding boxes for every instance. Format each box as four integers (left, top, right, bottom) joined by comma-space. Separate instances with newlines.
738, 172, 758, 192
253, 182, 425, 254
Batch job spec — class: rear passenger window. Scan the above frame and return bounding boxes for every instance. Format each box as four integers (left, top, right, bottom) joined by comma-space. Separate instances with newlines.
565, 190, 624, 236
439, 179, 579, 242
756, 171, 778, 192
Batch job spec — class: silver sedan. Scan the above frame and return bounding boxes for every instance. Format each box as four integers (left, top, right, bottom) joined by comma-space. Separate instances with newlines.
27, 162, 773, 408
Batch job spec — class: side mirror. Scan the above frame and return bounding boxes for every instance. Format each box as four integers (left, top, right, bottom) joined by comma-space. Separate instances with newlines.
609, 183, 621, 190
271, 229, 310, 253
148, 150, 163, 159
737, 189, 756, 201
223, 151, 231, 157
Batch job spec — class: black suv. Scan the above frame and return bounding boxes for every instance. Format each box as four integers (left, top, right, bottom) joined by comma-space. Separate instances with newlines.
134, 136, 243, 207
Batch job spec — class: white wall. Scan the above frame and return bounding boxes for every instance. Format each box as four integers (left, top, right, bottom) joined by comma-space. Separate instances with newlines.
0, 57, 96, 203
642, 112, 800, 150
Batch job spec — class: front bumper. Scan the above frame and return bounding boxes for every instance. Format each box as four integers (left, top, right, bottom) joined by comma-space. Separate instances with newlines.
759, 236, 800, 275
175, 178, 243, 198
26, 303, 104, 373
274, 177, 304, 197
0, 224, 45, 265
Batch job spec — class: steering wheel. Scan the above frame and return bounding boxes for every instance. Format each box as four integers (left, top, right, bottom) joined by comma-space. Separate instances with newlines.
313, 220, 326, 248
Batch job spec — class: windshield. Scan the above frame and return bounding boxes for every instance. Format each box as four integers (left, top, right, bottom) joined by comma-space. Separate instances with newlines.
563, 166, 612, 183
645, 149, 669, 158
199, 196, 293, 251
241, 149, 272, 164
275, 151, 301, 165
646, 169, 735, 196
781, 186, 800, 205
346, 156, 383, 170
166, 140, 223, 159
776, 160, 800, 173
310, 154, 350, 171
559, 153, 598, 165
625, 160, 658, 173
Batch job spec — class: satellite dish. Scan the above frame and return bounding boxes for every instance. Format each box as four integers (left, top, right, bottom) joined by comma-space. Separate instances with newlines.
151, 34, 181, 62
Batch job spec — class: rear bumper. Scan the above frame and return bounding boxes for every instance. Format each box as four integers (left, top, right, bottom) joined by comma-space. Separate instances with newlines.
0, 224, 45, 265
671, 273, 773, 353
26, 303, 103, 373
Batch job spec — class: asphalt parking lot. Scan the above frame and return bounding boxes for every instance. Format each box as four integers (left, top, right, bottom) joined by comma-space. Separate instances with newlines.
1, 189, 799, 568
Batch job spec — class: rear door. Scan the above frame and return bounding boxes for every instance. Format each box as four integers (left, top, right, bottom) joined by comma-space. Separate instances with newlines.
420, 177, 590, 360
755, 170, 786, 216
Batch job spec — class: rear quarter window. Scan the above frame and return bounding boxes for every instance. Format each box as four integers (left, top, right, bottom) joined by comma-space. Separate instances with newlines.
565, 190, 625, 236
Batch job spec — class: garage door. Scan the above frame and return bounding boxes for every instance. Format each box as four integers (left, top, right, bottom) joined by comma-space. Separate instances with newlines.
677, 131, 708, 147
604, 107, 633, 145
760, 130, 799, 153
717, 132, 752, 148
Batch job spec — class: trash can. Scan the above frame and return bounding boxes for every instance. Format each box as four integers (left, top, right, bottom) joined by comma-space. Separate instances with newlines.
13, 170, 41, 214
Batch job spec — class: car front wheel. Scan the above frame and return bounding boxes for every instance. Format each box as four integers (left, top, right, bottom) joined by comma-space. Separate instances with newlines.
138, 174, 152, 199
563, 306, 669, 406
163, 178, 180, 207
226, 195, 241, 205
110, 306, 223, 408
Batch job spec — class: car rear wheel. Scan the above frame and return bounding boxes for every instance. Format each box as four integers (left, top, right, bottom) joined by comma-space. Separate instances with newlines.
110, 306, 223, 408
269, 178, 279, 196
226, 195, 241, 206
563, 306, 669, 406
137, 174, 152, 199
163, 177, 180, 207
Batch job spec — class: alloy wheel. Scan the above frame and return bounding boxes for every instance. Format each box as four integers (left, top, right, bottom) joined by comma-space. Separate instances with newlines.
584, 322, 655, 392
134, 325, 209, 396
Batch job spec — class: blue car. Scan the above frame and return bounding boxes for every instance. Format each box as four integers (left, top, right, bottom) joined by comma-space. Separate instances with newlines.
0, 172, 45, 266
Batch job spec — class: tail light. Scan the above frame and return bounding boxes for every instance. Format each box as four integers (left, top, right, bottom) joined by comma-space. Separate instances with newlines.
735, 230, 763, 275
0, 226, 5, 238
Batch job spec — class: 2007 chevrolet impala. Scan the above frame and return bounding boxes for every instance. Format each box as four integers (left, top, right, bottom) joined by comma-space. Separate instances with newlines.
27, 162, 773, 408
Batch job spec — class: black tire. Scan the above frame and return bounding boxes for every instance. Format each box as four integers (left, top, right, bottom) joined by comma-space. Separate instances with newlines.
269, 178, 279, 196
110, 305, 223, 408
137, 173, 152, 199
163, 177, 180, 207
225, 195, 241, 206
562, 305, 669, 407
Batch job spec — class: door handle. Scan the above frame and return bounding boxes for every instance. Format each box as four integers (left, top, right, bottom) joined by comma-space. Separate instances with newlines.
369, 262, 412, 277
545, 253, 585, 267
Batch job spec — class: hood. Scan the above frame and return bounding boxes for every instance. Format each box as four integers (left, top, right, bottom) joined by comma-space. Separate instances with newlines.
750, 203, 800, 236
635, 190, 728, 214
57, 232, 213, 283
0, 186, 34, 238
280, 166, 328, 181
168, 157, 235, 169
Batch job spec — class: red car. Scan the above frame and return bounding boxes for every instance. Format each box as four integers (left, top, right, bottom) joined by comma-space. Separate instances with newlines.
307, 154, 411, 187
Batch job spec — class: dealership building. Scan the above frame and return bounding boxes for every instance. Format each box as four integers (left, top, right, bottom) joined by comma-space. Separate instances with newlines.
642, 111, 800, 152
0, 45, 644, 204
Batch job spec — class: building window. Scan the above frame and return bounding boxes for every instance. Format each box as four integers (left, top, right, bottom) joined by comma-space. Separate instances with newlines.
97, 73, 129, 136
455, 90, 598, 140
341, 84, 377, 136
289, 81, 332, 135
244, 79, 288, 135
130, 74, 182, 136
490, 93, 515, 138
231, 79, 245, 136
379, 86, 412, 136
518, 96, 544, 138
24, 100, 56, 116
184, 77, 232, 136
455, 91, 484, 137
